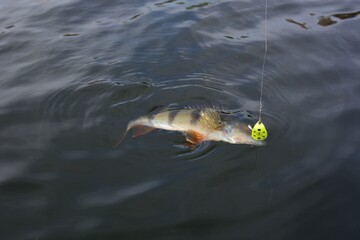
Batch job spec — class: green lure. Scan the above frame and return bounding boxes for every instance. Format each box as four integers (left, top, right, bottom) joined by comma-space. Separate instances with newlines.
251, 120, 268, 141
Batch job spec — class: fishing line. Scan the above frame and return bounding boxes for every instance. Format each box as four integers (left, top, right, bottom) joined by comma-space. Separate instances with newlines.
251, 0, 268, 141
259, 0, 268, 121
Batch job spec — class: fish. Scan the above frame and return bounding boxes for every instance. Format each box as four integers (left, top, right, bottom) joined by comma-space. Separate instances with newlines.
115, 106, 266, 147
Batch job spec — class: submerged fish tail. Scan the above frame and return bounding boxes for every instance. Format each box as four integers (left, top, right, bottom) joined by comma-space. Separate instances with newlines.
126, 117, 156, 137
114, 116, 154, 147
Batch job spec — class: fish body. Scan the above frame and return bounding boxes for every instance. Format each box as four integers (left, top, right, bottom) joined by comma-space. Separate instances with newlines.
120, 107, 265, 146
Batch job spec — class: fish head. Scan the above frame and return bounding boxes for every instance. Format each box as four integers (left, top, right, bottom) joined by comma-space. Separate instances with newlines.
221, 119, 266, 146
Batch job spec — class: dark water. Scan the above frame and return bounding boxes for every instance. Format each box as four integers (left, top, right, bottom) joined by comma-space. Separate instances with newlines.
1, 0, 360, 239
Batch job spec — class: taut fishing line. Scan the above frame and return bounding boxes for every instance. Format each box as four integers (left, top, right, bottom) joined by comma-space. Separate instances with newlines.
251, 0, 268, 141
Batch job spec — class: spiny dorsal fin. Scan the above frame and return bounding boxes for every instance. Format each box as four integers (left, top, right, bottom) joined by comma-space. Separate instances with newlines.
199, 108, 222, 130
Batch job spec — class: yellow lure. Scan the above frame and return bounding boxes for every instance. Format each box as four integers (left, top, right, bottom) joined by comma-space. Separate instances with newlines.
251, 120, 268, 140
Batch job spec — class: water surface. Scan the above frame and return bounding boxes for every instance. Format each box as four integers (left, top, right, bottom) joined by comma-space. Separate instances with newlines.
1, 0, 360, 239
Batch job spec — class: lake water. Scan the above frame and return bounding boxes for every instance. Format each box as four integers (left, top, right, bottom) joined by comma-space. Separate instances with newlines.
1, 0, 360, 239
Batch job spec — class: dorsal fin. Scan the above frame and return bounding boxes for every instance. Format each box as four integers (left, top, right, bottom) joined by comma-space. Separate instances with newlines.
200, 108, 222, 130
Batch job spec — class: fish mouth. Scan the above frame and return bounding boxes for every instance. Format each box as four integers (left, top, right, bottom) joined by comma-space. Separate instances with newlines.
249, 139, 266, 146
228, 135, 266, 146
244, 135, 266, 146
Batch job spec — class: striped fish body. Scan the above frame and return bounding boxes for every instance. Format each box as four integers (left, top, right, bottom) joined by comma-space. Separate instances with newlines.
128, 108, 218, 135
122, 107, 265, 146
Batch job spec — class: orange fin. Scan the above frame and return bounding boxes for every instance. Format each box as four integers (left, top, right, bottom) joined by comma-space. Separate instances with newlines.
132, 125, 156, 137
185, 130, 205, 145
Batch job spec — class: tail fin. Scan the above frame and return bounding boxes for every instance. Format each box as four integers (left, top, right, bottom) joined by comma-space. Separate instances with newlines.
113, 121, 133, 148
113, 130, 128, 148
131, 125, 155, 137
113, 119, 155, 147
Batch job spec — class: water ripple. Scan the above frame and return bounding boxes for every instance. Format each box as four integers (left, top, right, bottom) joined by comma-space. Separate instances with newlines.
79, 180, 162, 207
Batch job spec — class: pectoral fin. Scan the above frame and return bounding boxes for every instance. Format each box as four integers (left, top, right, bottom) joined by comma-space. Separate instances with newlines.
185, 130, 205, 145
132, 125, 156, 137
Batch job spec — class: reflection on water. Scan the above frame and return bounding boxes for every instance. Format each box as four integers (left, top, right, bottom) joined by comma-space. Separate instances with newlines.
333, 10, 360, 20
79, 180, 163, 207
318, 10, 360, 26
186, 2, 209, 10
285, 18, 309, 29
318, 16, 338, 27
155, 0, 178, 6
283, 9, 360, 28
1, 0, 360, 239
